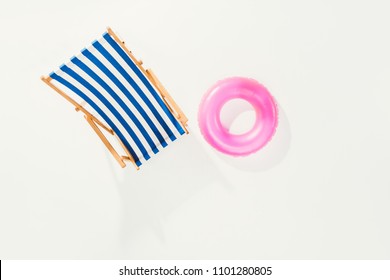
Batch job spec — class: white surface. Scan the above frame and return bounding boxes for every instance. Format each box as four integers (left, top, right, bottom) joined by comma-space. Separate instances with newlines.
0, 0, 389, 259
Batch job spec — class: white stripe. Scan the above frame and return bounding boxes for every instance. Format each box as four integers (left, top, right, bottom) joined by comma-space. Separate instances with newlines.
98, 39, 181, 142
56, 68, 147, 164
90, 43, 171, 143
52, 69, 140, 163
91, 40, 174, 143
79, 44, 164, 149
68, 59, 154, 156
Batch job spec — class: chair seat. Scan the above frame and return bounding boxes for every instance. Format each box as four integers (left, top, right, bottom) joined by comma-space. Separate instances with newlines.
45, 29, 187, 167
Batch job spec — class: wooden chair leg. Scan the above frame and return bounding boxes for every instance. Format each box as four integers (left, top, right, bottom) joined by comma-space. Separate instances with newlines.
146, 69, 189, 134
84, 115, 126, 168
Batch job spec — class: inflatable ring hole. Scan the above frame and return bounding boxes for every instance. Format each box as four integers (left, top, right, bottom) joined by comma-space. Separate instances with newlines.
219, 98, 256, 135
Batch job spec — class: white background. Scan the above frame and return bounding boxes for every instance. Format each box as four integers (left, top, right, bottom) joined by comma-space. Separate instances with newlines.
0, 0, 389, 259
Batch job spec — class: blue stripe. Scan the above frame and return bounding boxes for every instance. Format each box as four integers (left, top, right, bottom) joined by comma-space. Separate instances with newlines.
102, 32, 185, 136
50, 72, 142, 166
59, 65, 151, 161
80, 49, 168, 149
92, 39, 178, 141
71, 56, 161, 154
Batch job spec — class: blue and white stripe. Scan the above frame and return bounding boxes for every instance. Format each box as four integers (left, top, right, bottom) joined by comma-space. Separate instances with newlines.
49, 31, 185, 167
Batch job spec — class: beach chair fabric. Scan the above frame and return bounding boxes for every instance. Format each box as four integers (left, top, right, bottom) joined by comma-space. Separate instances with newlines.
44, 29, 186, 167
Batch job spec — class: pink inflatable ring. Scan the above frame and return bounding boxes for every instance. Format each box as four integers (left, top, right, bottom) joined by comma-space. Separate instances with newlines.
198, 77, 278, 156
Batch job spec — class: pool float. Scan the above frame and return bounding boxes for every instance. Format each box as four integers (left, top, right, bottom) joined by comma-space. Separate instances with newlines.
198, 77, 278, 156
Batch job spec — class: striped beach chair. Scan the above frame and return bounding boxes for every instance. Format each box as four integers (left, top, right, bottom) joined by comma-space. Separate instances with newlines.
41, 28, 188, 169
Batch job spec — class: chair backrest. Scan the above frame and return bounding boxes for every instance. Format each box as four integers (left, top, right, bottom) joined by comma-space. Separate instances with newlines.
44, 28, 187, 168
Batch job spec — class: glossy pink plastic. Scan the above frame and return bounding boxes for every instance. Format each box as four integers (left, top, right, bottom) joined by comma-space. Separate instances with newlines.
198, 77, 278, 156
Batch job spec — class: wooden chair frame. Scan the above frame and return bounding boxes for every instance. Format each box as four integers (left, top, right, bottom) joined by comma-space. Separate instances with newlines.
41, 27, 188, 169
